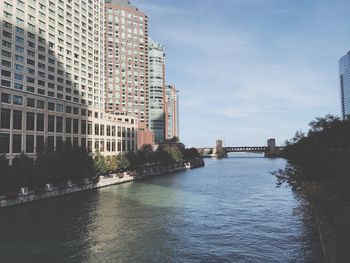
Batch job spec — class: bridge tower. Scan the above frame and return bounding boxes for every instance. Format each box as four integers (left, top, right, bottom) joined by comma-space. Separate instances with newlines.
266, 138, 279, 156
214, 140, 224, 154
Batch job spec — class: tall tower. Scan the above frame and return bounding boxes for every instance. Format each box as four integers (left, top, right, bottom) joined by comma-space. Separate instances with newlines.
105, 0, 149, 126
148, 38, 166, 144
165, 85, 179, 140
340, 51, 350, 119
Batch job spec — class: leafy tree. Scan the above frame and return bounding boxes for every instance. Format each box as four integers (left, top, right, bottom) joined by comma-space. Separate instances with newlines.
125, 151, 140, 170
11, 153, 34, 187
94, 151, 109, 175
138, 144, 154, 164
115, 153, 130, 171
282, 115, 350, 181
184, 148, 200, 160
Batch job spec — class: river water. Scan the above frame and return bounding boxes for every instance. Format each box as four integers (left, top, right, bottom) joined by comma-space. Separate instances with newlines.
0, 155, 323, 263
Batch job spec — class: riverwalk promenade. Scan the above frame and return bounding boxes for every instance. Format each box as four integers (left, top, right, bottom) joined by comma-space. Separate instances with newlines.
0, 159, 205, 209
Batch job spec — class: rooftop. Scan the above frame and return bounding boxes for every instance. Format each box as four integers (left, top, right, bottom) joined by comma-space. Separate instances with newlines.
105, 0, 138, 11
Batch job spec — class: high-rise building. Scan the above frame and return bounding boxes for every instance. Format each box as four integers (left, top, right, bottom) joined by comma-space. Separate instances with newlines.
148, 38, 166, 144
165, 85, 179, 140
340, 51, 350, 118
105, 0, 149, 126
0, 0, 138, 164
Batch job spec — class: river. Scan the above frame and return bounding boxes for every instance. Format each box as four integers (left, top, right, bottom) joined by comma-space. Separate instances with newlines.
0, 155, 323, 262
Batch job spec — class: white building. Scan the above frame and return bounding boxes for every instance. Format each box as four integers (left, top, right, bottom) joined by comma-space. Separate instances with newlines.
165, 85, 179, 140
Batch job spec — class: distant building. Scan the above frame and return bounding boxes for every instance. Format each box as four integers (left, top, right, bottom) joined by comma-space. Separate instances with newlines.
105, 0, 149, 126
340, 51, 350, 118
148, 38, 166, 144
137, 123, 154, 149
165, 85, 179, 140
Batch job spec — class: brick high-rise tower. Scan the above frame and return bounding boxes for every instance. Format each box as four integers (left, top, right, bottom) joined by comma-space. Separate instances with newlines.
105, 0, 149, 126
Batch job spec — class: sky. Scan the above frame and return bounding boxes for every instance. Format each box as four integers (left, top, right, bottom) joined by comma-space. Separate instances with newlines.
132, 0, 350, 147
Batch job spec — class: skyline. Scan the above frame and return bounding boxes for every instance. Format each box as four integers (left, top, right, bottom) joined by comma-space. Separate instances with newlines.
133, 0, 350, 147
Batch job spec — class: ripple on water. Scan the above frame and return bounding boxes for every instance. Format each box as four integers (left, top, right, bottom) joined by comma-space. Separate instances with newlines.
0, 157, 323, 263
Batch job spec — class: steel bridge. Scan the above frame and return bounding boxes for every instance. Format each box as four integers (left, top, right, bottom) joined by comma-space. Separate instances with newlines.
197, 139, 284, 157
223, 146, 268, 153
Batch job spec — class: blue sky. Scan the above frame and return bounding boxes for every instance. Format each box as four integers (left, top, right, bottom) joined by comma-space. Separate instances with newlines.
133, 0, 350, 147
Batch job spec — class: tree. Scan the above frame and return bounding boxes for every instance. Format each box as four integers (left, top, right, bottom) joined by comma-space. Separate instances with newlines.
125, 151, 140, 170
170, 136, 180, 143
184, 148, 200, 160
281, 115, 350, 181
94, 151, 109, 175
138, 144, 154, 164
0, 154, 10, 194
11, 153, 34, 188
115, 153, 130, 171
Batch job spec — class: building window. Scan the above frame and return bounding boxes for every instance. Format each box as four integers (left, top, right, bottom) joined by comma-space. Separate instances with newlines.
56, 117, 63, 133
1, 79, 10, 87
26, 112, 35, 131
37, 100, 45, 109
107, 140, 111, 152
73, 119, 79, 134
66, 106, 72, 114
37, 114, 45, 131
0, 109, 11, 129
13, 110, 22, 130
48, 136, 54, 152
112, 141, 116, 152
27, 98, 35, 107
36, 135, 44, 153
1, 60, 11, 68
14, 83, 23, 90
88, 121, 92, 135
81, 120, 86, 135
88, 140, 92, 153
26, 135, 34, 153
12, 134, 22, 153
48, 115, 55, 132
56, 104, 63, 112
0, 133, 10, 153
1, 93, 11, 104
95, 124, 99, 136
66, 118, 72, 133
48, 102, 55, 111
1, 69, 11, 77
13, 95, 23, 105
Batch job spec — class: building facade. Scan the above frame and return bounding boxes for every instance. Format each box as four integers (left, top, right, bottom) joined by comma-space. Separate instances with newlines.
105, 0, 149, 126
148, 38, 166, 144
165, 85, 179, 140
0, 0, 138, 164
340, 51, 350, 118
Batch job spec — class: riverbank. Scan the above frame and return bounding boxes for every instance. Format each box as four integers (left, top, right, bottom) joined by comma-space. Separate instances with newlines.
0, 158, 205, 209
296, 181, 350, 263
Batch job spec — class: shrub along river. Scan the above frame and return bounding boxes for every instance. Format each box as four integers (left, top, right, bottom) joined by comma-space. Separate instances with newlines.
0, 154, 323, 262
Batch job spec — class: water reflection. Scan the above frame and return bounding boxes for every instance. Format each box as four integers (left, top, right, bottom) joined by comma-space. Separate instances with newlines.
0, 157, 323, 262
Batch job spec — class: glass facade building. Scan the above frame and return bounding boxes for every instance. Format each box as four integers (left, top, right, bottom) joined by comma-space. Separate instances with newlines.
148, 38, 166, 144
340, 51, 350, 118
